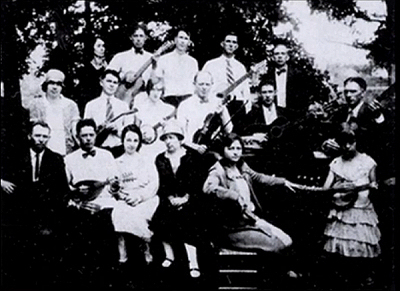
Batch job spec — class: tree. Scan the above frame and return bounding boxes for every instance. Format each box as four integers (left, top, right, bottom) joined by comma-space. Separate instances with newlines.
306, 0, 395, 84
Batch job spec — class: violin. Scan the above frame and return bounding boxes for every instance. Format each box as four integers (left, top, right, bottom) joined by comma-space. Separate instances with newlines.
192, 59, 268, 146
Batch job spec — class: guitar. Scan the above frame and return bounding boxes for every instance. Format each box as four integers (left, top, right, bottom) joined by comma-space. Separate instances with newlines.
95, 108, 138, 146
116, 41, 175, 106
192, 60, 267, 145
140, 108, 178, 145
268, 80, 346, 139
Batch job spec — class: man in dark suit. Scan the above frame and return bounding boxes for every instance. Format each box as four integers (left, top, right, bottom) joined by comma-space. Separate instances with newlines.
2, 121, 69, 288
259, 42, 324, 115
245, 81, 291, 135
322, 77, 386, 164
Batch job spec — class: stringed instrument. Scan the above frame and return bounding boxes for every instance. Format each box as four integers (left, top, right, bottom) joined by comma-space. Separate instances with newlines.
192, 60, 268, 145
116, 41, 175, 107
268, 80, 346, 139
71, 172, 138, 203
95, 108, 138, 146
290, 181, 377, 209
140, 108, 178, 145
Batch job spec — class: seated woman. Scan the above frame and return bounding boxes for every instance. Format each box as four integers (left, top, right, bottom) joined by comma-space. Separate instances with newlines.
150, 120, 205, 278
110, 124, 159, 264
203, 132, 297, 253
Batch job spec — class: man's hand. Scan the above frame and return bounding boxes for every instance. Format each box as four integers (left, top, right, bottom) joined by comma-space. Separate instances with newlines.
1, 179, 16, 194
195, 144, 208, 155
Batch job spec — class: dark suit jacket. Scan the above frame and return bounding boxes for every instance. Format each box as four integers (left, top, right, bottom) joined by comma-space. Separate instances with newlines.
259, 63, 324, 114
18, 147, 69, 231
329, 101, 387, 163
244, 102, 291, 135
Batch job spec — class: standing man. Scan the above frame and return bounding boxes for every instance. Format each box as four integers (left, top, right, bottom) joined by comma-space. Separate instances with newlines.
202, 32, 252, 134
153, 28, 199, 108
84, 69, 136, 153
322, 77, 386, 163
107, 24, 153, 106
259, 42, 324, 115
26, 69, 80, 156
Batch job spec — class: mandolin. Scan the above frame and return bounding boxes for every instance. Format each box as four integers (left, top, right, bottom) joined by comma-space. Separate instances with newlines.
71, 173, 138, 203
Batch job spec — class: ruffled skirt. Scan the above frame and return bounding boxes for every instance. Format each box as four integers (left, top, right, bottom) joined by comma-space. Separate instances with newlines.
324, 203, 381, 258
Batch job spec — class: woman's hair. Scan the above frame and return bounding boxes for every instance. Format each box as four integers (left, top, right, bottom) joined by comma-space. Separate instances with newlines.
121, 124, 143, 151
336, 128, 356, 147
145, 77, 164, 95
219, 132, 245, 167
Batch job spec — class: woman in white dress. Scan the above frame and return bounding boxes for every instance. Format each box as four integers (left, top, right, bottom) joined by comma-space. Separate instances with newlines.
110, 124, 159, 264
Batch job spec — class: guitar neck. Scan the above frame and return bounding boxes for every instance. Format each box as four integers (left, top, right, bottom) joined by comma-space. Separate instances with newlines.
130, 58, 153, 84
219, 71, 251, 98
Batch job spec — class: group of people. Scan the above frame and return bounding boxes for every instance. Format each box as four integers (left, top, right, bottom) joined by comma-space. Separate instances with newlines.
1, 23, 394, 290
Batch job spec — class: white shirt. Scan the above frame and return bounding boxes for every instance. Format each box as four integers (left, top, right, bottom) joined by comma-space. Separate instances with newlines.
262, 103, 278, 126
202, 55, 251, 105
84, 93, 134, 147
135, 95, 176, 162
30, 149, 44, 182
177, 95, 221, 143
275, 65, 288, 108
65, 147, 119, 208
155, 50, 198, 97
107, 48, 153, 82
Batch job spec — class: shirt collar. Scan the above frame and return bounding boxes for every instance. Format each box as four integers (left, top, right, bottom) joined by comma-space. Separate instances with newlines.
350, 100, 364, 118
100, 92, 115, 101
30, 148, 44, 159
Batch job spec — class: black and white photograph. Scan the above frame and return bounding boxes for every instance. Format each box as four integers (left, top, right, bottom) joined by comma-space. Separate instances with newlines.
1, 0, 395, 290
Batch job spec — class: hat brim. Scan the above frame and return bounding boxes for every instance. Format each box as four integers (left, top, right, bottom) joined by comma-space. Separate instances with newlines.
160, 132, 184, 141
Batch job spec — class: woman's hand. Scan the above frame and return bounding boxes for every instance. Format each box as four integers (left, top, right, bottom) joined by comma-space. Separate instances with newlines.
332, 181, 356, 192
169, 194, 189, 209
125, 193, 142, 207
284, 180, 297, 193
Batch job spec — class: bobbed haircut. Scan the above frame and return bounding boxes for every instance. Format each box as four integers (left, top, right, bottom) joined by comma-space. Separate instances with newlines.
121, 124, 143, 152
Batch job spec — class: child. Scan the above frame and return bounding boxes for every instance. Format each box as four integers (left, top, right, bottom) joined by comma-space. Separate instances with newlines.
321, 129, 380, 288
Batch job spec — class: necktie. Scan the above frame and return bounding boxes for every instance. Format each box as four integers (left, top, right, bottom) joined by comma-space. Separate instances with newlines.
106, 98, 114, 122
226, 59, 234, 85
35, 152, 40, 181
82, 149, 96, 158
